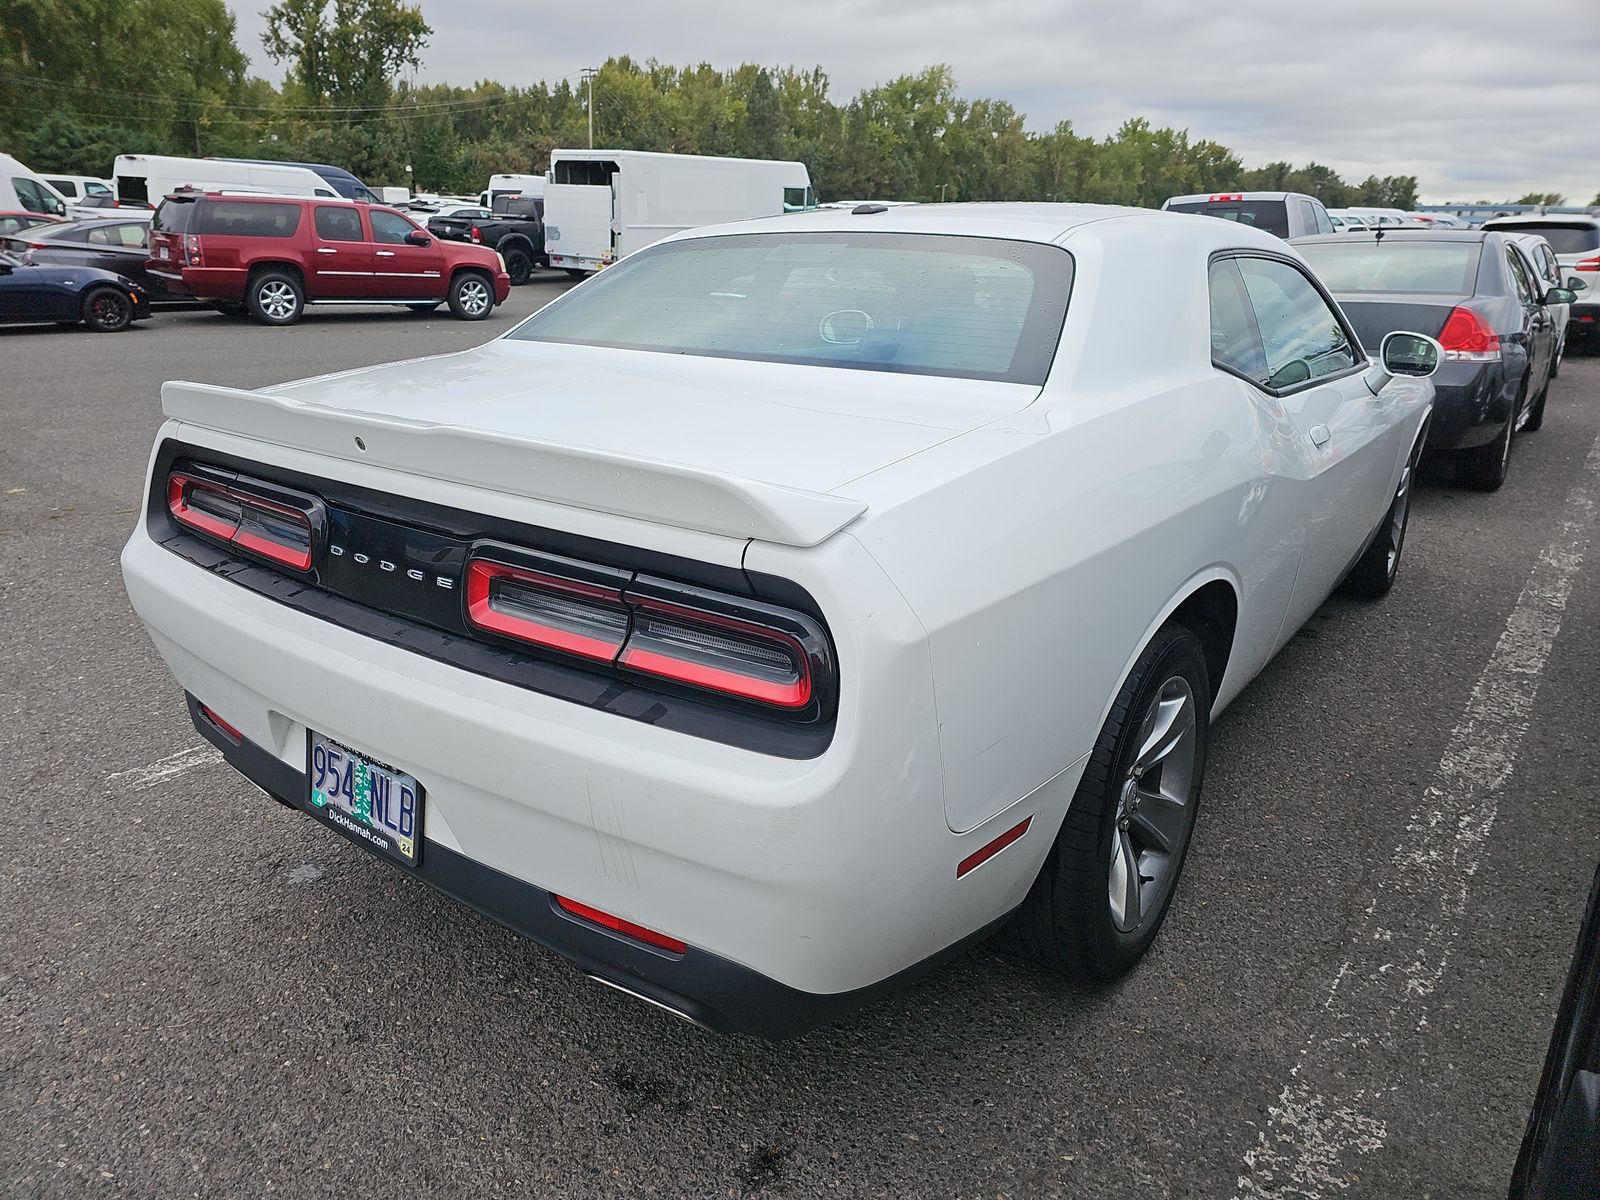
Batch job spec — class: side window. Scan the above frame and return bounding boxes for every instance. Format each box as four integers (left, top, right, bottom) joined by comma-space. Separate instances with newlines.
1208, 259, 1267, 382
369, 210, 417, 244
113, 223, 148, 248
46, 179, 78, 198
1236, 257, 1358, 389
13, 177, 63, 215
1505, 248, 1535, 303
1314, 204, 1335, 235
86, 225, 118, 245
1297, 200, 1318, 234
314, 206, 364, 242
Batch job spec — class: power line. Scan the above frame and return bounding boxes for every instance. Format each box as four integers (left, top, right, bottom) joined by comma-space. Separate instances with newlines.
0, 70, 512, 114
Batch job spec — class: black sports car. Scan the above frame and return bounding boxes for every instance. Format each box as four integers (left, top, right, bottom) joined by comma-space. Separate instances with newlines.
4, 216, 183, 304
0, 250, 151, 332
1293, 230, 1573, 492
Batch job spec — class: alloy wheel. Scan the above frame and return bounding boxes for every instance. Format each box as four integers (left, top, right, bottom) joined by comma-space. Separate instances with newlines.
88, 290, 130, 330
459, 279, 490, 316
257, 280, 297, 321
1108, 676, 1199, 933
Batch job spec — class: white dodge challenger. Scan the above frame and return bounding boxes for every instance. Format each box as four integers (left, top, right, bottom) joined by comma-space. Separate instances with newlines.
121, 204, 1440, 1037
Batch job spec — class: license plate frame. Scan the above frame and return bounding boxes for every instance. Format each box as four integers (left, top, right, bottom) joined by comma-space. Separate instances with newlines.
304, 732, 423, 867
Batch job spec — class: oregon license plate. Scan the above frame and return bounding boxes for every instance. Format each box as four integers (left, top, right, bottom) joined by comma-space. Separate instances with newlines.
306, 733, 422, 866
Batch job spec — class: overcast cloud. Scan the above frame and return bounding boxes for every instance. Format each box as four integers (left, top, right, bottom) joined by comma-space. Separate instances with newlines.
225, 0, 1600, 204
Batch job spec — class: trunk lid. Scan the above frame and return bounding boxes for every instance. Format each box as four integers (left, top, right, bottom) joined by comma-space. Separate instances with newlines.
1331, 293, 1459, 353
163, 340, 1040, 546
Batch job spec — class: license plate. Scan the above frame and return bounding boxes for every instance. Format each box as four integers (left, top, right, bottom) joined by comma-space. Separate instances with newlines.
156, 245, 169, 259
306, 733, 422, 866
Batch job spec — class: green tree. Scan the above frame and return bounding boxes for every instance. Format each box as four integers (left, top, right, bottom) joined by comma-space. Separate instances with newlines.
745, 68, 784, 159
1514, 192, 1565, 206
261, 0, 430, 111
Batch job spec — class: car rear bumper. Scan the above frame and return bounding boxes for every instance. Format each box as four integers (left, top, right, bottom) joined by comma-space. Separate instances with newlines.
120, 502, 1056, 1035
1422, 361, 1514, 453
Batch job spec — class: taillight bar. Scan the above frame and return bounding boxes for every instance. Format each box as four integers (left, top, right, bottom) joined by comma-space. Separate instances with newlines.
463, 544, 832, 714
166, 469, 317, 571
1575, 258, 1600, 272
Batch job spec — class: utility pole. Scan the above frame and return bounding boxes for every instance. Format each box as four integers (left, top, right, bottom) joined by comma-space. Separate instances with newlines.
581, 67, 598, 149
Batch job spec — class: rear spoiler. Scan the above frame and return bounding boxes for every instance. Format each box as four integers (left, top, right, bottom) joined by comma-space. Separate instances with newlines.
160, 381, 866, 548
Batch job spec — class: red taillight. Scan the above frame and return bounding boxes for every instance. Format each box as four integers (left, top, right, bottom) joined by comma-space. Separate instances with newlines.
956, 816, 1034, 878
167, 470, 314, 571
1575, 258, 1600, 272
199, 704, 244, 742
465, 559, 628, 662
618, 597, 813, 709
470, 227, 481, 242
184, 234, 202, 266
555, 895, 687, 953
462, 551, 829, 712
1436, 306, 1500, 361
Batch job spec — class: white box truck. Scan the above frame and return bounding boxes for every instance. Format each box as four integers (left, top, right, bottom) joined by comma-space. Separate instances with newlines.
478, 173, 546, 208
542, 150, 814, 275
113, 154, 344, 207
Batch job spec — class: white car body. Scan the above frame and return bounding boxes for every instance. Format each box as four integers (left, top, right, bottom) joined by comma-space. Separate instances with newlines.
1482, 215, 1600, 332
41, 174, 114, 202
0, 152, 75, 219
113, 154, 341, 208
543, 149, 814, 273
1343, 206, 1422, 228
1502, 232, 1574, 359
478, 174, 546, 209
121, 204, 1434, 1036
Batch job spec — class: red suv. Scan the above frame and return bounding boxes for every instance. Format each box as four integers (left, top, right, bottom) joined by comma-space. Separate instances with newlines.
147, 191, 511, 325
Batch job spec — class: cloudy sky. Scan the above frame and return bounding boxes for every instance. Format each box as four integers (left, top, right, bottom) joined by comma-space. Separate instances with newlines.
225, 0, 1600, 204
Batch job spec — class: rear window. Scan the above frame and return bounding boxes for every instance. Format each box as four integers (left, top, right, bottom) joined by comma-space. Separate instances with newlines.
1296, 240, 1483, 295
507, 231, 1073, 385
195, 200, 302, 238
1485, 222, 1600, 255
152, 199, 196, 234
493, 197, 542, 219
1166, 200, 1291, 239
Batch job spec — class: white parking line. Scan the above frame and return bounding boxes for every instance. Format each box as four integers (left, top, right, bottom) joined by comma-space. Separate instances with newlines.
1235, 433, 1600, 1198
102, 743, 222, 792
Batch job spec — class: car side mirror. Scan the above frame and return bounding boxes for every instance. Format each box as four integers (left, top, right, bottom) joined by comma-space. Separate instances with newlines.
1380, 331, 1441, 379
1565, 275, 1589, 293
405, 231, 431, 247
1544, 286, 1577, 306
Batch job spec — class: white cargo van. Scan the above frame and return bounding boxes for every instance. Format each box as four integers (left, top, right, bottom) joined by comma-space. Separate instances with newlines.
0, 153, 72, 219
113, 154, 341, 207
542, 150, 813, 274
477, 173, 546, 208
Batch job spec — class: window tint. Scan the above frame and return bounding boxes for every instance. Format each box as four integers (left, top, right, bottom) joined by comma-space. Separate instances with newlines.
1208, 259, 1267, 381
45, 179, 78, 198
1236, 257, 1357, 389
369, 209, 419, 244
1505, 247, 1536, 303
196, 201, 301, 238
1314, 204, 1335, 235
1295, 240, 1483, 295
152, 198, 196, 234
107, 222, 147, 248
1484, 222, 1600, 255
314, 206, 364, 242
509, 231, 1073, 385
51, 225, 94, 243
13, 177, 63, 215
1165, 200, 1291, 239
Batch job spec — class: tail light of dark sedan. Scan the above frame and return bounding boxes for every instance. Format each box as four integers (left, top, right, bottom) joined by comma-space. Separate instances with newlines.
1437, 307, 1501, 363
465, 546, 831, 713
166, 469, 317, 572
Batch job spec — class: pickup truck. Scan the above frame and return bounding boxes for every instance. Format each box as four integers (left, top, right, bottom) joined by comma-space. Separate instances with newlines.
428, 196, 545, 284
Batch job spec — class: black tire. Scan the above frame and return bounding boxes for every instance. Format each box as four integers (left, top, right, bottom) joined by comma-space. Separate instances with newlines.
1523, 374, 1551, 433
1007, 624, 1210, 981
1341, 431, 1422, 598
1461, 377, 1523, 492
246, 270, 304, 326
1549, 338, 1562, 379
564, 268, 589, 279
406, 302, 441, 314
447, 271, 494, 320
81, 286, 133, 332
503, 247, 533, 285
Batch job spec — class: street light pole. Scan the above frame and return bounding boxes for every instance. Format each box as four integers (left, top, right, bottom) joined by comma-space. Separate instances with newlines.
581, 67, 598, 148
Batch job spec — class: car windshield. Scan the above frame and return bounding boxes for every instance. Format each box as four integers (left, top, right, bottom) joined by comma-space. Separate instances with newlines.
1296, 240, 1482, 295
506, 231, 1074, 384
1486, 222, 1600, 255
1166, 201, 1291, 238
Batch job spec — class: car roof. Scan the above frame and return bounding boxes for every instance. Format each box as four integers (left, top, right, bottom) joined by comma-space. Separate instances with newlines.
673, 202, 1290, 251
1482, 214, 1600, 228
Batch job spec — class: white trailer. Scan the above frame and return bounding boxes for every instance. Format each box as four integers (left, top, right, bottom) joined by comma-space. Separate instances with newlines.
542, 150, 814, 274
478, 173, 546, 208
113, 154, 341, 207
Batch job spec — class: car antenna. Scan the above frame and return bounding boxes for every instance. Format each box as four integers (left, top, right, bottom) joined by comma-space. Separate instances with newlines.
1374, 225, 1385, 243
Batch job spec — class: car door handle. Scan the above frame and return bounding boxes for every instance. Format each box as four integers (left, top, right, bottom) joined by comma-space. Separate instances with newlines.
1309, 424, 1331, 447
316, 247, 337, 255
375, 250, 396, 257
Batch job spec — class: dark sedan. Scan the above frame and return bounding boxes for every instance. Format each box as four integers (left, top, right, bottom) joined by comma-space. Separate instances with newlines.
0, 249, 151, 331
1294, 230, 1572, 491
3, 217, 184, 304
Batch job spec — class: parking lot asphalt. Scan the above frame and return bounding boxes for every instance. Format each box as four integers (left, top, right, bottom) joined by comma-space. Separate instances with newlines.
2, 284, 1598, 1199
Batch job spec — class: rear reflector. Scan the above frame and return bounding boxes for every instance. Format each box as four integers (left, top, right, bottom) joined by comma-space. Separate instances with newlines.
199, 704, 244, 742
956, 816, 1034, 878
555, 896, 688, 953
167, 470, 314, 571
